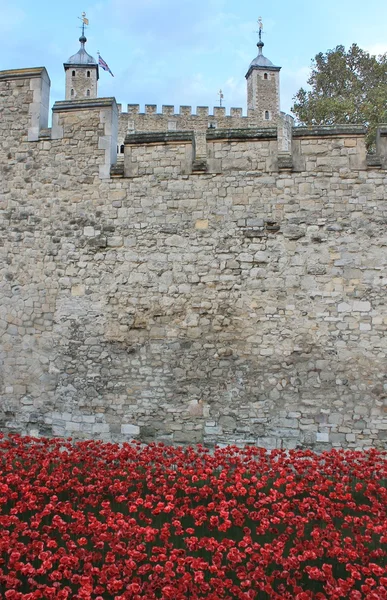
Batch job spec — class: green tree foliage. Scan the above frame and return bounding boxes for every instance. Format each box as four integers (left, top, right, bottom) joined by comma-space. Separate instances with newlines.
292, 44, 387, 149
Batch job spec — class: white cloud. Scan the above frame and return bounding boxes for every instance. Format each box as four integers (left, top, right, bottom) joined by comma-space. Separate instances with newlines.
365, 43, 387, 56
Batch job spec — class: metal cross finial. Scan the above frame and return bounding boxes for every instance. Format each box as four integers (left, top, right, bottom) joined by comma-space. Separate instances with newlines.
218, 89, 224, 108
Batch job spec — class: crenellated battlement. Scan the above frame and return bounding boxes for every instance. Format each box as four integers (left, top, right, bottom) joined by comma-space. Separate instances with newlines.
1, 67, 386, 180
119, 103, 244, 117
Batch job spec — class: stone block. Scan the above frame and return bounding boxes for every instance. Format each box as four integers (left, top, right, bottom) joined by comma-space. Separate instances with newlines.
107, 236, 123, 247
276, 418, 299, 429
219, 417, 236, 431
195, 219, 209, 230
66, 422, 81, 432
330, 433, 346, 443
303, 431, 316, 445
328, 413, 343, 425
256, 437, 278, 450
204, 425, 223, 435
92, 423, 110, 434
121, 424, 140, 435
283, 225, 305, 240
82, 415, 96, 424
52, 425, 66, 437
174, 431, 202, 444
353, 301, 371, 312
71, 285, 85, 297
165, 235, 187, 247
254, 251, 270, 263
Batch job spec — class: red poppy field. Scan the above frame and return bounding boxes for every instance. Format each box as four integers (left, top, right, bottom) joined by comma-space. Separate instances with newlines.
0, 434, 386, 599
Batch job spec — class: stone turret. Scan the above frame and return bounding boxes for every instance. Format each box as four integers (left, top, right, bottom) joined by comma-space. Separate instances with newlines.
64, 31, 98, 100
245, 25, 281, 123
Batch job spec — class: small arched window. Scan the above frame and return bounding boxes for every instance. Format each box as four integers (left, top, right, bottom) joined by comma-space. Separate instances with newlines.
120, 145, 125, 154
87, 71, 90, 78
264, 73, 268, 80
71, 88, 74, 97
265, 110, 270, 120
72, 70, 75, 77
86, 89, 90, 97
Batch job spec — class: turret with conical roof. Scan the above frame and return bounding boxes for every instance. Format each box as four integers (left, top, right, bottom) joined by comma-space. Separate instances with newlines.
64, 15, 99, 101
245, 19, 281, 124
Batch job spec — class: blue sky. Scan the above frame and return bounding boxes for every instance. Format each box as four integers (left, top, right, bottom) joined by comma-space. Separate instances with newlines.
1, 0, 387, 116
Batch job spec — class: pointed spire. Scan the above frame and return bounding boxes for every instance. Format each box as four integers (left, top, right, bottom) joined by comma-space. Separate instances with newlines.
246, 16, 280, 76
66, 12, 96, 65
257, 17, 264, 55
79, 12, 88, 45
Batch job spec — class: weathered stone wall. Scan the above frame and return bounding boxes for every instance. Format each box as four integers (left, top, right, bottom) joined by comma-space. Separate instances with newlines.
1, 67, 387, 451
124, 133, 193, 178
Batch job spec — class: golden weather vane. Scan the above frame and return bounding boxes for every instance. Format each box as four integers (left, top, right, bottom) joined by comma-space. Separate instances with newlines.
257, 16, 264, 42
78, 11, 89, 37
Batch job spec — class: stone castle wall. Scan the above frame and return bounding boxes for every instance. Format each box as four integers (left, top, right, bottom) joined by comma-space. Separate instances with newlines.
116, 103, 289, 153
1, 67, 387, 450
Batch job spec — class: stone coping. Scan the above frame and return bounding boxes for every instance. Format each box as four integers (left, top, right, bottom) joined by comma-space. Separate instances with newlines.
0, 67, 50, 83
122, 125, 374, 146
292, 125, 367, 137
124, 131, 194, 145
53, 98, 117, 112
206, 128, 277, 141
63, 63, 98, 69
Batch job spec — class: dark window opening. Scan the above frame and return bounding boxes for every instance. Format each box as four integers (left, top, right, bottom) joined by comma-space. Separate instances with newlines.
86, 89, 90, 97
264, 73, 268, 80
72, 70, 75, 77
120, 145, 125, 154
71, 88, 74, 97
87, 71, 90, 78
265, 110, 270, 120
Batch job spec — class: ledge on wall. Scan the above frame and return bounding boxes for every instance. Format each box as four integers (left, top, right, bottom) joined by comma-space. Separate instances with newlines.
124, 131, 194, 145
292, 124, 367, 137
206, 128, 277, 141
52, 97, 118, 113
366, 154, 382, 168
0, 66, 50, 81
